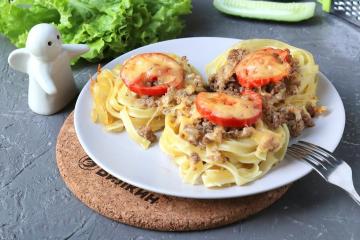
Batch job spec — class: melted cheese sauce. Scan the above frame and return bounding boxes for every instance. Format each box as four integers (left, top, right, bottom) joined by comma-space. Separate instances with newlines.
236, 50, 290, 80
203, 94, 259, 119
121, 53, 182, 85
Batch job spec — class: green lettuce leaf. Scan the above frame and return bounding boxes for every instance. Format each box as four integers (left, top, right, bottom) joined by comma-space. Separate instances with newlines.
0, 0, 191, 63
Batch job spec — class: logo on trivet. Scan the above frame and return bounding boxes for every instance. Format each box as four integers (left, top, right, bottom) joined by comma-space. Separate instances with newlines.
77, 156, 160, 204
78, 156, 98, 170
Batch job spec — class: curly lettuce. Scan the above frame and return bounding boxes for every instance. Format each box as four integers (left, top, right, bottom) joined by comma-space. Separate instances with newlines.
0, 0, 191, 62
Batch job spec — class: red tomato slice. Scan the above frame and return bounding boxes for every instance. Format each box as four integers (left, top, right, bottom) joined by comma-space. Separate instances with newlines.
195, 90, 262, 128
235, 48, 291, 88
120, 53, 184, 96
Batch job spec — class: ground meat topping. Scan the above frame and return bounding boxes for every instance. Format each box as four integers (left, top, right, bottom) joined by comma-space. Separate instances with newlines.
189, 152, 201, 165
181, 118, 256, 147
222, 126, 255, 139
208, 49, 248, 93
207, 145, 225, 162
262, 104, 315, 137
203, 126, 223, 144
137, 95, 160, 108
306, 103, 316, 117
138, 126, 157, 143
182, 123, 202, 146
257, 58, 316, 137
260, 134, 280, 152
284, 59, 300, 95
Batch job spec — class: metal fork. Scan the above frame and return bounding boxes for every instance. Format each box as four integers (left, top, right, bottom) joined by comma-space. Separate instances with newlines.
287, 141, 360, 206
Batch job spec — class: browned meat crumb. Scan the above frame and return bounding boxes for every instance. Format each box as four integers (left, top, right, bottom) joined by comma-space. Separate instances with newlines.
196, 119, 216, 135
261, 82, 287, 109
138, 126, 157, 143
203, 126, 223, 144
284, 59, 300, 95
223, 77, 242, 95
181, 55, 188, 63
223, 126, 254, 139
181, 118, 256, 147
286, 111, 305, 137
137, 95, 160, 108
208, 149, 223, 162
306, 103, 316, 117
301, 109, 315, 128
262, 105, 286, 130
261, 135, 280, 152
263, 81, 286, 96
190, 152, 201, 164
263, 104, 314, 137
160, 86, 197, 116
208, 49, 248, 92
182, 124, 202, 146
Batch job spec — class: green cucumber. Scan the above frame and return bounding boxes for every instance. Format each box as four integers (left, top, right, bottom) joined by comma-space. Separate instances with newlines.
318, 0, 331, 12
213, 0, 316, 22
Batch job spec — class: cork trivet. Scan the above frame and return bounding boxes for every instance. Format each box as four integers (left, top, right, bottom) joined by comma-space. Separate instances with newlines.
56, 112, 290, 231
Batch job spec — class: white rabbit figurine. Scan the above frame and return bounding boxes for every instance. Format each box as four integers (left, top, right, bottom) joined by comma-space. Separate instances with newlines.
8, 23, 89, 115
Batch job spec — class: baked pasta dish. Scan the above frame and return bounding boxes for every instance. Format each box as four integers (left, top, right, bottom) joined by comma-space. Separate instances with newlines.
90, 39, 324, 188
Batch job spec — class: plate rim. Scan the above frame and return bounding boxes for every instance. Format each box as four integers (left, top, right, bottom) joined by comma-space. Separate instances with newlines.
74, 37, 346, 199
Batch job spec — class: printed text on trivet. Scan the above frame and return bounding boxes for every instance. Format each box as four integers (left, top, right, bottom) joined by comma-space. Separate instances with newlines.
78, 156, 160, 204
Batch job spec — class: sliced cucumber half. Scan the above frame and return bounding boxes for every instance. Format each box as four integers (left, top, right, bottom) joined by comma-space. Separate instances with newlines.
213, 0, 316, 22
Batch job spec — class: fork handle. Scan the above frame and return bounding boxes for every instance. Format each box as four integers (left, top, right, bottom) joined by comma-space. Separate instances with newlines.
349, 189, 360, 206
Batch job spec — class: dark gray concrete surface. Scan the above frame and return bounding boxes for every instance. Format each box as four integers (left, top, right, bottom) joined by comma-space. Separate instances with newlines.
1, 1, 360, 239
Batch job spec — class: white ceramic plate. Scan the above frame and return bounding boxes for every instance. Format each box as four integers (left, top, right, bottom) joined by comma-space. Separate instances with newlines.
74, 37, 345, 199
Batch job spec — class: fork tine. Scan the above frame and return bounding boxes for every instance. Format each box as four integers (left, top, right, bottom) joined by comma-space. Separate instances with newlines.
290, 144, 329, 168
288, 146, 328, 171
298, 141, 340, 164
287, 148, 305, 160
297, 142, 339, 166
291, 144, 336, 167
298, 141, 332, 155
302, 155, 328, 176
287, 148, 327, 174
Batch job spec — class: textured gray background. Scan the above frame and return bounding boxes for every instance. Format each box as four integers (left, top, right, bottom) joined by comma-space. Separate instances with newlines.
1, 1, 360, 239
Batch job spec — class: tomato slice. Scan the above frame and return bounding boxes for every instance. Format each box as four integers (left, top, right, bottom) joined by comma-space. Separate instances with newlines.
120, 53, 184, 96
235, 48, 291, 88
195, 90, 262, 128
